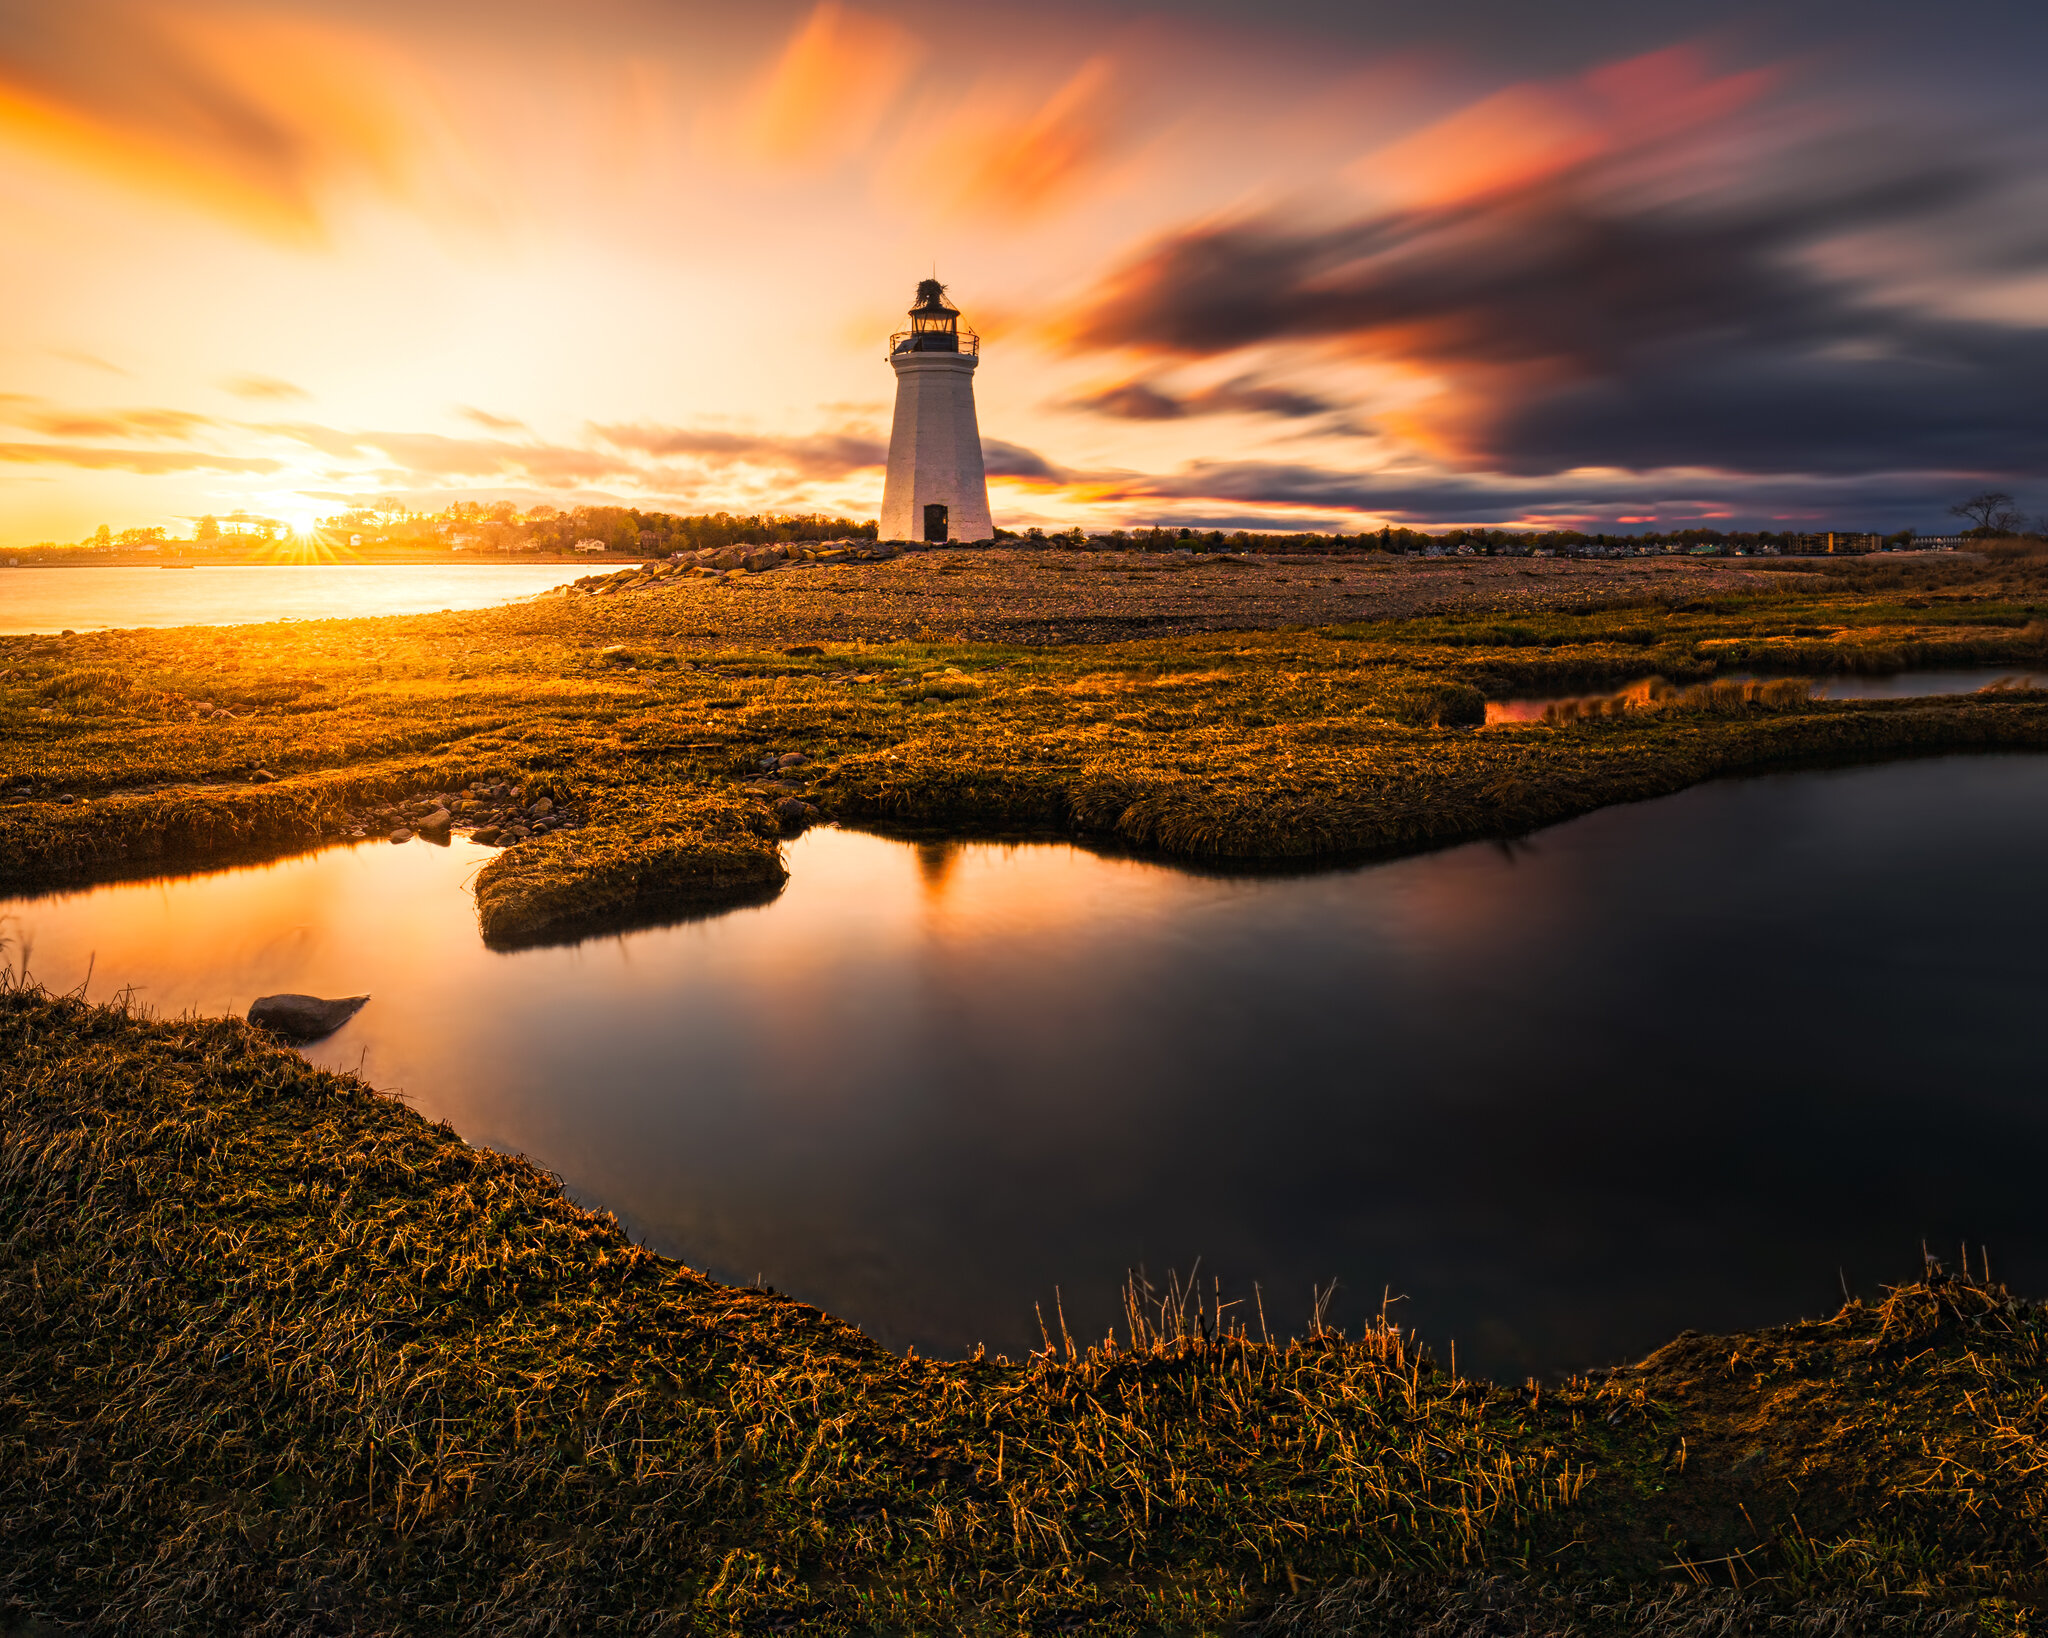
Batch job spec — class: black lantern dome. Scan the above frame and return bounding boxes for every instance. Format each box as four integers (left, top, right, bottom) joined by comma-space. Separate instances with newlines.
890, 279, 980, 357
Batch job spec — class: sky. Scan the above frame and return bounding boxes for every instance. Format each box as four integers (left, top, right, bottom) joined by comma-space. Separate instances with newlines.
3, 0, 2046, 543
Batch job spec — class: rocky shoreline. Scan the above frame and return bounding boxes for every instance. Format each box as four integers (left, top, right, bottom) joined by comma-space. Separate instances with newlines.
350, 778, 582, 848
551, 538, 900, 600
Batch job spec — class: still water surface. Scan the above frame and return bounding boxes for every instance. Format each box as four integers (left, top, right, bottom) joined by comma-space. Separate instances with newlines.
0, 564, 596, 634
1487, 665, 2046, 722
5, 755, 2045, 1379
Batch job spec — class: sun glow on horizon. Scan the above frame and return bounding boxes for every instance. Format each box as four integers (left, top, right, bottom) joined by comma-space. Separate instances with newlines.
3, 0, 2041, 544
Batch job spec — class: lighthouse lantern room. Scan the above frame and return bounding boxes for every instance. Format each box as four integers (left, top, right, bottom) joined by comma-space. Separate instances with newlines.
880, 279, 992, 544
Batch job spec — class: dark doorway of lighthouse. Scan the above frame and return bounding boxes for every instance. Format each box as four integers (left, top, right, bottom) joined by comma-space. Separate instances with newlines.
923, 503, 949, 543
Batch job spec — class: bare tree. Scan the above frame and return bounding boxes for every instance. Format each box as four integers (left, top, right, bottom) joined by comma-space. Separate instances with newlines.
1951, 491, 2024, 534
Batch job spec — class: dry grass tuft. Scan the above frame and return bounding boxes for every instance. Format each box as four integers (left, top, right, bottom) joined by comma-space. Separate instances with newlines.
3, 983, 2045, 1634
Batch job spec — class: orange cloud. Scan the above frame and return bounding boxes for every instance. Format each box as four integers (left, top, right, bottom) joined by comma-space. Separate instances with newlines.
221, 375, 309, 401
929, 56, 1117, 222
0, 0, 437, 240
736, 2, 924, 170
0, 442, 281, 474
21, 408, 217, 441
1351, 45, 1776, 209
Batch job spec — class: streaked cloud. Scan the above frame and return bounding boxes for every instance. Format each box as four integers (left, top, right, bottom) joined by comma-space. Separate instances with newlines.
48, 349, 130, 375
734, 2, 922, 170
22, 407, 218, 440
0, 441, 282, 474
221, 374, 309, 401
0, 0, 423, 240
593, 423, 888, 479
1067, 374, 1336, 422
903, 56, 1118, 223
981, 438, 1065, 481
457, 406, 527, 431
6, 1, 2046, 540
1055, 59, 2048, 479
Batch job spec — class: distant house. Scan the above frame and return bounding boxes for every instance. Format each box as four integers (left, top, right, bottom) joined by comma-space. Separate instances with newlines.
574, 539, 608, 553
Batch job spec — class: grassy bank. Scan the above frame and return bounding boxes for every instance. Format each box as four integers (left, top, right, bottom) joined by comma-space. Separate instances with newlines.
2, 550, 2046, 945
2, 985, 2042, 1635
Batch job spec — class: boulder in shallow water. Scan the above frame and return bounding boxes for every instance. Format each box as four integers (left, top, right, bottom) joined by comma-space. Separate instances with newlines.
249, 993, 368, 1042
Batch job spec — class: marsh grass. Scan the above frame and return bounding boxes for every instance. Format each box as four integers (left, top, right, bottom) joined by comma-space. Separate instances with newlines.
2, 983, 2043, 1635
3, 554, 2047, 942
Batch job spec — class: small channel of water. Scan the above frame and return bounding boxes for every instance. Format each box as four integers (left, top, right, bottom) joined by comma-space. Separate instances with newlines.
1487, 665, 2046, 723
5, 754, 2046, 1380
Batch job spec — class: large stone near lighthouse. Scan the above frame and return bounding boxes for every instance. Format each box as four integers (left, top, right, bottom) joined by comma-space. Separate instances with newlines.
879, 279, 993, 545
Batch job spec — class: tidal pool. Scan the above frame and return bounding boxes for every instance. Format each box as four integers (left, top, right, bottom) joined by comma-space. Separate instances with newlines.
0, 563, 600, 634
5, 754, 2045, 1380
1486, 664, 2047, 723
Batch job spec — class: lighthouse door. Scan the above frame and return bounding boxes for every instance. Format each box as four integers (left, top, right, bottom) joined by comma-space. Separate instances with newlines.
922, 503, 949, 543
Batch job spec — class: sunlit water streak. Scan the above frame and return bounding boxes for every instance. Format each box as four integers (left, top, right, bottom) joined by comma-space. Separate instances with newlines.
0, 564, 599, 634
1485, 666, 2048, 723
4, 754, 2046, 1379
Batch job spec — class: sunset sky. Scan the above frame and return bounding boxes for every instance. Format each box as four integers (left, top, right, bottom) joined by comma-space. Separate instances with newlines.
4, 0, 2045, 544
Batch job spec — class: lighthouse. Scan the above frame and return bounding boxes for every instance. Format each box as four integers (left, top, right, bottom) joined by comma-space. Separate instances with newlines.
880, 279, 992, 545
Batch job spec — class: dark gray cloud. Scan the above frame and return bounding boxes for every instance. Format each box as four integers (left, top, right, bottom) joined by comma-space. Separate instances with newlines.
592, 423, 887, 479
1067, 374, 1335, 422
981, 438, 1065, 480
1062, 139, 2048, 482
1095, 458, 2006, 532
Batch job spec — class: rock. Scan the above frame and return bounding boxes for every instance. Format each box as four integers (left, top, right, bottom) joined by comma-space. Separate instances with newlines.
250, 769, 277, 782
249, 993, 368, 1041
507, 825, 530, 840
529, 797, 553, 817
775, 796, 816, 827
776, 752, 808, 769
57, 793, 78, 805
416, 807, 452, 835
390, 828, 413, 843
473, 825, 501, 844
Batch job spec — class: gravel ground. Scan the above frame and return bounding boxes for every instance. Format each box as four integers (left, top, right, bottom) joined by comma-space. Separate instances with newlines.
573, 549, 1810, 645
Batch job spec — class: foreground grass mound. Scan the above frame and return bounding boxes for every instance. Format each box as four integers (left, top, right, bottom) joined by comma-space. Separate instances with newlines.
3, 987, 2042, 1635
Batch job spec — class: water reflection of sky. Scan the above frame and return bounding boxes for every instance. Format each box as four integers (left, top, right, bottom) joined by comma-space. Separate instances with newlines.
0, 564, 593, 634
5, 753, 2046, 1381
1487, 666, 2047, 722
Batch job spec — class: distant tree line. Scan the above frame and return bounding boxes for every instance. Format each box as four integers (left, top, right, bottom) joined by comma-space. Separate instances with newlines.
510, 506, 878, 553
1011, 525, 1929, 557
13, 493, 2041, 561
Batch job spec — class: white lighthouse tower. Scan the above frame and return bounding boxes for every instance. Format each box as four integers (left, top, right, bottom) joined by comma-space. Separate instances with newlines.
880, 279, 992, 545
